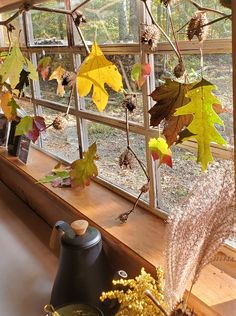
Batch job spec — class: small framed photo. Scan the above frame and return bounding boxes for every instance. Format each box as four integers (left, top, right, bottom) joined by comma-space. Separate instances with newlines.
17, 135, 31, 164
0, 114, 9, 147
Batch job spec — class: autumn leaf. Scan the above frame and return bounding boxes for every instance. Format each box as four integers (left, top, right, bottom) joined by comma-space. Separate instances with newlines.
15, 116, 33, 136
77, 42, 123, 112
175, 79, 227, 171
70, 142, 98, 187
49, 66, 66, 96
149, 79, 193, 147
37, 56, 52, 80
15, 115, 46, 143
8, 98, 20, 118
0, 45, 37, 88
131, 63, 151, 89
149, 137, 172, 168
0, 91, 16, 120
15, 69, 30, 96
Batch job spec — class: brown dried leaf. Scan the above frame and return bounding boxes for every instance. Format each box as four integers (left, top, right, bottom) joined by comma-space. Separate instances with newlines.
149, 79, 193, 146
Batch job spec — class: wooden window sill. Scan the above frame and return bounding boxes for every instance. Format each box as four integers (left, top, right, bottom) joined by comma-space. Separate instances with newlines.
0, 147, 235, 316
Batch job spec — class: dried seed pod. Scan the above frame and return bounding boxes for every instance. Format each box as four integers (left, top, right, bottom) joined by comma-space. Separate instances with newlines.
62, 71, 76, 87
174, 62, 185, 78
73, 11, 86, 26
141, 24, 160, 51
219, 0, 231, 9
119, 149, 134, 169
140, 182, 150, 193
52, 116, 67, 130
187, 11, 209, 42
121, 94, 137, 113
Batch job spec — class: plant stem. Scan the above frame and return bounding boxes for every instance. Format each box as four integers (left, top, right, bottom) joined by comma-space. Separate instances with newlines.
201, 14, 232, 28
125, 109, 130, 147
140, 0, 181, 60
72, 17, 91, 55
188, 0, 228, 16
144, 290, 169, 316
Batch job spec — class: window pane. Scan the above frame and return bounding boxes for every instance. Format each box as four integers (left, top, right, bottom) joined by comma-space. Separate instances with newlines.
35, 53, 76, 107
38, 107, 79, 163
79, 54, 144, 124
151, 0, 231, 41
86, 120, 148, 200
29, 1, 67, 45
157, 146, 234, 211
18, 100, 35, 116
72, 0, 140, 44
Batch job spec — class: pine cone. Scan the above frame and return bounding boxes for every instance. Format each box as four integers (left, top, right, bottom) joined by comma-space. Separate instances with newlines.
62, 71, 76, 87
141, 25, 160, 51
219, 0, 231, 9
121, 94, 137, 112
187, 11, 209, 42
174, 62, 185, 78
52, 116, 67, 130
119, 149, 134, 169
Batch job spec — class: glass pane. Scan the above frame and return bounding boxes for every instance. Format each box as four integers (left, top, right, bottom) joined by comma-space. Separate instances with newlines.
151, 0, 231, 41
35, 53, 76, 106
86, 121, 148, 200
0, 12, 25, 47
39, 107, 79, 163
72, 0, 140, 44
17, 99, 35, 116
79, 54, 144, 124
29, 1, 67, 45
153, 53, 233, 145
157, 146, 234, 212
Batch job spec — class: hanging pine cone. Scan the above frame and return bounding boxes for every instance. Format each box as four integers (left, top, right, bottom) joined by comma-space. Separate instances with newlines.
219, 0, 231, 8
187, 11, 209, 42
121, 94, 137, 113
62, 71, 76, 87
119, 149, 134, 169
141, 24, 160, 51
173, 62, 185, 78
52, 116, 67, 130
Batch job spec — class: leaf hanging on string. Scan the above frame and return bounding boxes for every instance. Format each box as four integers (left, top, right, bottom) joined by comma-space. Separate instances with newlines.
0, 44, 37, 88
149, 137, 172, 168
175, 79, 227, 171
0, 92, 16, 120
37, 56, 52, 81
149, 79, 193, 147
49, 66, 66, 97
70, 142, 99, 188
77, 42, 123, 112
131, 63, 151, 89
15, 115, 46, 143
15, 69, 30, 96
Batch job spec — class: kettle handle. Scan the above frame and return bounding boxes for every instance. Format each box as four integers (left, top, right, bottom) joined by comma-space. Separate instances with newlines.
49, 220, 76, 251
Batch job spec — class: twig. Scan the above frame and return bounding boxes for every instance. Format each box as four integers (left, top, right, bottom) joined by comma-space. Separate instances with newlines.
72, 0, 93, 13
65, 84, 75, 116
128, 145, 149, 181
117, 191, 144, 223
72, 17, 91, 55
201, 14, 232, 28
188, 0, 228, 16
125, 108, 130, 147
140, 0, 181, 60
144, 290, 169, 316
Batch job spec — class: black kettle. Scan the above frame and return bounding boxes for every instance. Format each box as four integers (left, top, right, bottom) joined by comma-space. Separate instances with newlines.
50, 220, 117, 315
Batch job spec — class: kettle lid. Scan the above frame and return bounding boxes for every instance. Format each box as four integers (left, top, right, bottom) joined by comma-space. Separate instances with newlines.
62, 220, 101, 249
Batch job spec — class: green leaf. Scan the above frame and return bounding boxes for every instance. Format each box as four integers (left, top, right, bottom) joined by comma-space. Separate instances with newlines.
37, 175, 60, 184
8, 98, 20, 118
175, 79, 227, 171
70, 142, 98, 188
0, 45, 37, 88
15, 116, 33, 136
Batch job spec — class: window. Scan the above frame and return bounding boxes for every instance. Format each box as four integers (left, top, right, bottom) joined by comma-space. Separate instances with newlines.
0, 0, 234, 218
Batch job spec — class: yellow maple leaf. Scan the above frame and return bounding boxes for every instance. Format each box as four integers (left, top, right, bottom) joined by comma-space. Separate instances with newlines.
77, 42, 123, 112
49, 66, 66, 97
0, 91, 15, 120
